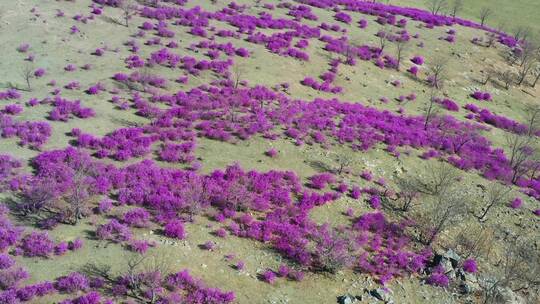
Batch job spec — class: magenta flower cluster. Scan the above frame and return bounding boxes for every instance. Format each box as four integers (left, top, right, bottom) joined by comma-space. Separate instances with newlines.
49, 97, 95, 121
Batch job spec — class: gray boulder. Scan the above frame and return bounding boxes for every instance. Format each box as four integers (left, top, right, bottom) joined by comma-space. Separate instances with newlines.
443, 249, 461, 265
337, 294, 358, 304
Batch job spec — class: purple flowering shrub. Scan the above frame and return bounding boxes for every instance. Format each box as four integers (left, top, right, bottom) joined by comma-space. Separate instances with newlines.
201, 240, 216, 251
3, 104, 23, 115
163, 269, 235, 303
265, 148, 278, 158
17, 150, 440, 283
122, 208, 152, 228
18, 231, 55, 258
0, 254, 15, 269
0, 113, 51, 149
311, 225, 356, 273
76, 128, 156, 161
55, 272, 89, 293
466, 107, 529, 134
471, 91, 492, 101
0, 155, 22, 191
0, 210, 21, 252
411, 56, 424, 65
0, 89, 21, 100
407, 65, 419, 77
158, 142, 196, 163
55, 242, 69, 256
163, 220, 186, 239
69, 238, 84, 251
59, 291, 103, 304
1, 1, 539, 300
335, 12, 352, 24
438, 98, 459, 112
96, 220, 132, 243
127, 239, 154, 254
309, 173, 336, 189
49, 97, 95, 121
261, 270, 276, 284
426, 266, 449, 287
509, 197, 523, 209
462, 258, 478, 273
96, 199, 113, 214
0, 267, 29, 290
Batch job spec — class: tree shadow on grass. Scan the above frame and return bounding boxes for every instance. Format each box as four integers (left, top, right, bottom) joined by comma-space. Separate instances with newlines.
99, 15, 124, 27
308, 160, 333, 173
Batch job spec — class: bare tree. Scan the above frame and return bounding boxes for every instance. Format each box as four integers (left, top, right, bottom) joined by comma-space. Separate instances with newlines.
525, 158, 540, 180
479, 7, 492, 27
409, 162, 460, 196
506, 133, 539, 183
485, 33, 497, 48
232, 63, 244, 89
518, 40, 539, 67
525, 104, 540, 137
63, 166, 93, 225
516, 56, 536, 86
426, 56, 448, 89
472, 183, 512, 222
497, 70, 515, 90
123, 249, 175, 304
449, 0, 463, 18
393, 37, 409, 71
311, 226, 356, 274
496, 21, 507, 34
344, 41, 361, 64
479, 235, 540, 304
376, 27, 388, 52
423, 88, 441, 130
513, 26, 531, 43
179, 176, 208, 221
517, 42, 540, 87
531, 64, 540, 88
120, 0, 137, 28
434, 119, 481, 154
390, 176, 421, 212
344, 44, 355, 63
452, 225, 495, 259
21, 65, 34, 91
335, 152, 354, 175
415, 186, 468, 246
481, 68, 495, 85
425, 0, 448, 15
16, 161, 95, 225
16, 178, 58, 216
226, 91, 245, 124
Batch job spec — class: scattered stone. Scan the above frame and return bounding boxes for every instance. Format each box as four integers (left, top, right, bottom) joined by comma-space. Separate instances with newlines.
432, 249, 461, 275
499, 287, 526, 304
441, 259, 454, 274
368, 288, 394, 303
443, 249, 461, 263
337, 294, 358, 304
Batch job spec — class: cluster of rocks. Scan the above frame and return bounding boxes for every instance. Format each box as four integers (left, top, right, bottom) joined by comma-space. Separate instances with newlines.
423, 249, 525, 304
338, 287, 394, 304
429, 249, 479, 295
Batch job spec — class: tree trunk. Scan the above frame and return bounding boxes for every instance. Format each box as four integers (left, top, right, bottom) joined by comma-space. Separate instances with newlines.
517, 73, 527, 85
532, 73, 540, 88
475, 203, 494, 222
